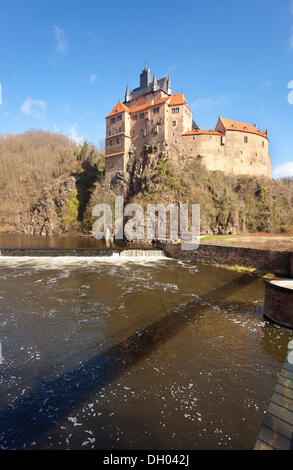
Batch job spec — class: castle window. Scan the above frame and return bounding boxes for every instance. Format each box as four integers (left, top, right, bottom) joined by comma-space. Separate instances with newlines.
133, 115, 138, 120
140, 129, 143, 135
262, 141, 264, 148
108, 130, 111, 136
172, 121, 177, 127
153, 107, 160, 114
244, 136, 248, 143
117, 138, 120, 144
109, 139, 113, 145
172, 107, 179, 114
110, 118, 115, 124
139, 113, 145, 119
117, 115, 122, 121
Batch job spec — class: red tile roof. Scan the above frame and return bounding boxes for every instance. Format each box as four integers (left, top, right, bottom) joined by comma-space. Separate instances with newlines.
106, 93, 191, 119
219, 117, 268, 138
106, 101, 129, 118
128, 96, 170, 114
168, 93, 186, 106
183, 130, 223, 136
105, 151, 124, 158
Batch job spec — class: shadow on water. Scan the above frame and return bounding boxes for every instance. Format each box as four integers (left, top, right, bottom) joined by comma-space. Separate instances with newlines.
0, 264, 282, 448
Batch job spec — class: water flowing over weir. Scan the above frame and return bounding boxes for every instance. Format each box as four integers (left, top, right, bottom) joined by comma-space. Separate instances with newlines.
0, 237, 292, 450
120, 250, 165, 258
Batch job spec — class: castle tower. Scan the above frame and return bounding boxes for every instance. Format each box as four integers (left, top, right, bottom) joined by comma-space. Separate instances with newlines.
140, 64, 151, 89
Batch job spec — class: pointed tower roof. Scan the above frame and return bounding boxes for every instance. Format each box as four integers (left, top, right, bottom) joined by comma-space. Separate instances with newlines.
167, 74, 172, 92
125, 84, 131, 102
152, 72, 158, 91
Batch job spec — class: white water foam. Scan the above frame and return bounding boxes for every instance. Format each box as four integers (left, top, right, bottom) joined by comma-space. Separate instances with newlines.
0, 252, 168, 270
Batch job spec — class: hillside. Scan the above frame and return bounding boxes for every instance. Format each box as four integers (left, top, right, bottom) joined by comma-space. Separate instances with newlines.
0, 131, 104, 234
87, 152, 293, 236
0, 131, 292, 236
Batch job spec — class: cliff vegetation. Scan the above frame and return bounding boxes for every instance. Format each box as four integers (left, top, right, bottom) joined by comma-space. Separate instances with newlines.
0, 131, 292, 236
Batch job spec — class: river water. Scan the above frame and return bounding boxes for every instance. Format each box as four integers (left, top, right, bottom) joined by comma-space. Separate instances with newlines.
0, 235, 292, 450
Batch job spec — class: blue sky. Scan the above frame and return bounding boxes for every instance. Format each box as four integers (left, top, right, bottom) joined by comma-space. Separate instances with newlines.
0, 0, 293, 177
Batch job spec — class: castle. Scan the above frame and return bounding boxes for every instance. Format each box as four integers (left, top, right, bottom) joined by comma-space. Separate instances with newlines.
105, 65, 272, 179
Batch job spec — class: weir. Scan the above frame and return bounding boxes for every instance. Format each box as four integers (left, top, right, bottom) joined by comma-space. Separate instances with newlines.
120, 249, 165, 257
0, 247, 166, 258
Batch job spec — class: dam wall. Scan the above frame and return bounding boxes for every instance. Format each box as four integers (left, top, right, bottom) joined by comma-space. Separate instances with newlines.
157, 242, 293, 277
0, 248, 120, 257
1, 244, 292, 277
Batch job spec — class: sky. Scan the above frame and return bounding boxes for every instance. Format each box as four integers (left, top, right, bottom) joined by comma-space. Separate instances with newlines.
0, 0, 293, 177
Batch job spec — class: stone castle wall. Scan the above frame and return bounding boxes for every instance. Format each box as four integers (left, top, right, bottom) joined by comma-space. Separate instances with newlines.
170, 130, 272, 178
130, 102, 167, 156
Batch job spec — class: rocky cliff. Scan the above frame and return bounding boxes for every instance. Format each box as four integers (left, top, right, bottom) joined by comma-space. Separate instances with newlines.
85, 151, 293, 236
29, 176, 78, 236
1, 132, 293, 236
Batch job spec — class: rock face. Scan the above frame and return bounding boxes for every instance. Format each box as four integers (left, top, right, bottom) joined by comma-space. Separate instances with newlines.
29, 176, 77, 236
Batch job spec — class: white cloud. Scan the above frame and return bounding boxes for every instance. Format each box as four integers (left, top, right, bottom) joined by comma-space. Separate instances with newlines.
90, 74, 97, 83
192, 93, 233, 109
0, 82, 2, 105
68, 124, 84, 144
53, 25, 68, 54
274, 161, 293, 177
21, 97, 47, 120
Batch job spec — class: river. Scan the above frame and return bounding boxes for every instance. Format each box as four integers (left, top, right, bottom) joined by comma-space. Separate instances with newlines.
0, 234, 292, 449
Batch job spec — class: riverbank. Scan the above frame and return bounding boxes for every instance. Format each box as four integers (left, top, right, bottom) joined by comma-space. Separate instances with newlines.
200, 233, 293, 252
157, 241, 293, 278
